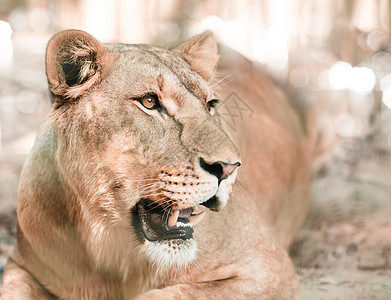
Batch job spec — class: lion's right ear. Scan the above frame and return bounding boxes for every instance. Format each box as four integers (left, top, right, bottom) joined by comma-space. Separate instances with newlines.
173, 31, 219, 81
45, 30, 110, 104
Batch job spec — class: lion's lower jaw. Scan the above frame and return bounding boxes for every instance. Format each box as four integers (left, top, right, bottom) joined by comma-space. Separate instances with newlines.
141, 239, 197, 272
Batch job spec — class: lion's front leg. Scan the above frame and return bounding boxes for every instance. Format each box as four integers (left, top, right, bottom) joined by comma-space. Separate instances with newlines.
0, 260, 55, 300
136, 245, 299, 300
136, 277, 298, 300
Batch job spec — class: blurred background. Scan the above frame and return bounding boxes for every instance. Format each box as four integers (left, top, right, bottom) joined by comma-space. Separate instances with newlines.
1, 0, 391, 299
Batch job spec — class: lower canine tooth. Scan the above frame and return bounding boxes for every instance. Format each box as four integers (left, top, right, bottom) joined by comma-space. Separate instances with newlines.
188, 211, 206, 226
168, 210, 179, 227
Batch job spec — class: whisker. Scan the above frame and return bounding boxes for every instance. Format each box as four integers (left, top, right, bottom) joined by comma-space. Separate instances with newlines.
161, 202, 177, 220
211, 74, 229, 88
144, 197, 177, 214
162, 206, 172, 223
129, 187, 159, 198
140, 192, 165, 199
135, 184, 161, 194
138, 193, 163, 202
131, 178, 161, 182
235, 179, 248, 192
209, 67, 220, 83
139, 188, 164, 197
211, 73, 237, 90
213, 77, 237, 91
144, 198, 169, 212
164, 202, 176, 210
134, 182, 159, 189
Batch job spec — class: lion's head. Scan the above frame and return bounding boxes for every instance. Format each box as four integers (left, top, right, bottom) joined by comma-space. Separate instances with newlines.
45, 30, 240, 273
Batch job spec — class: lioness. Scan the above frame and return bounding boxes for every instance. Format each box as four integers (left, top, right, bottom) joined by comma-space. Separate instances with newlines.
0, 30, 312, 299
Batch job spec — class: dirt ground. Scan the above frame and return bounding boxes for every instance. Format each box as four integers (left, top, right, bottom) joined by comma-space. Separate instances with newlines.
1, 33, 391, 300
291, 137, 391, 299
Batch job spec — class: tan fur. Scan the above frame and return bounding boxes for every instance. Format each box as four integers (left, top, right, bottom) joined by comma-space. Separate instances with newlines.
0, 30, 312, 299
173, 31, 219, 81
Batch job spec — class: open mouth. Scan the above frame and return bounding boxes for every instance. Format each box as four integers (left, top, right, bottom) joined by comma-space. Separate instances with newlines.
132, 197, 218, 242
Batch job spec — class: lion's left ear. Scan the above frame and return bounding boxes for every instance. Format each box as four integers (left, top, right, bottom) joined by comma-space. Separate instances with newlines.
173, 31, 219, 81
45, 29, 111, 104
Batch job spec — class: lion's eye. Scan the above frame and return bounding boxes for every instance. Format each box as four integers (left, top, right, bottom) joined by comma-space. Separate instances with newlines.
140, 94, 159, 110
207, 99, 219, 113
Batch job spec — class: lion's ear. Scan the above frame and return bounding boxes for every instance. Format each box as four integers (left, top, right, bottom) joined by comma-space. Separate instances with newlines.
45, 30, 110, 103
173, 31, 219, 81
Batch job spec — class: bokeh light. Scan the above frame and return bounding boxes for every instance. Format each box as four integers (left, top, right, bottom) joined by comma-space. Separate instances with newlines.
382, 88, 391, 109
0, 20, 13, 73
328, 61, 376, 95
252, 26, 288, 73
334, 113, 363, 138
28, 8, 50, 32
0, 95, 16, 114
328, 61, 353, 90
15, 90, 38, 114
8, 9, 28, 31
191, 15, 247, 54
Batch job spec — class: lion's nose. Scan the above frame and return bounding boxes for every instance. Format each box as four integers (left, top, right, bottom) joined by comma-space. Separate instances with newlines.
199, 158, 241, 182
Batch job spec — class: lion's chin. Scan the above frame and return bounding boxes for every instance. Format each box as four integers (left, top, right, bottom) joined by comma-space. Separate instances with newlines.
141, 239, 197, 271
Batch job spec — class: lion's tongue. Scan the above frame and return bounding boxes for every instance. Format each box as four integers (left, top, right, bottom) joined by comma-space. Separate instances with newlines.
179, 208, 192, 218
167, 209, 189, 227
